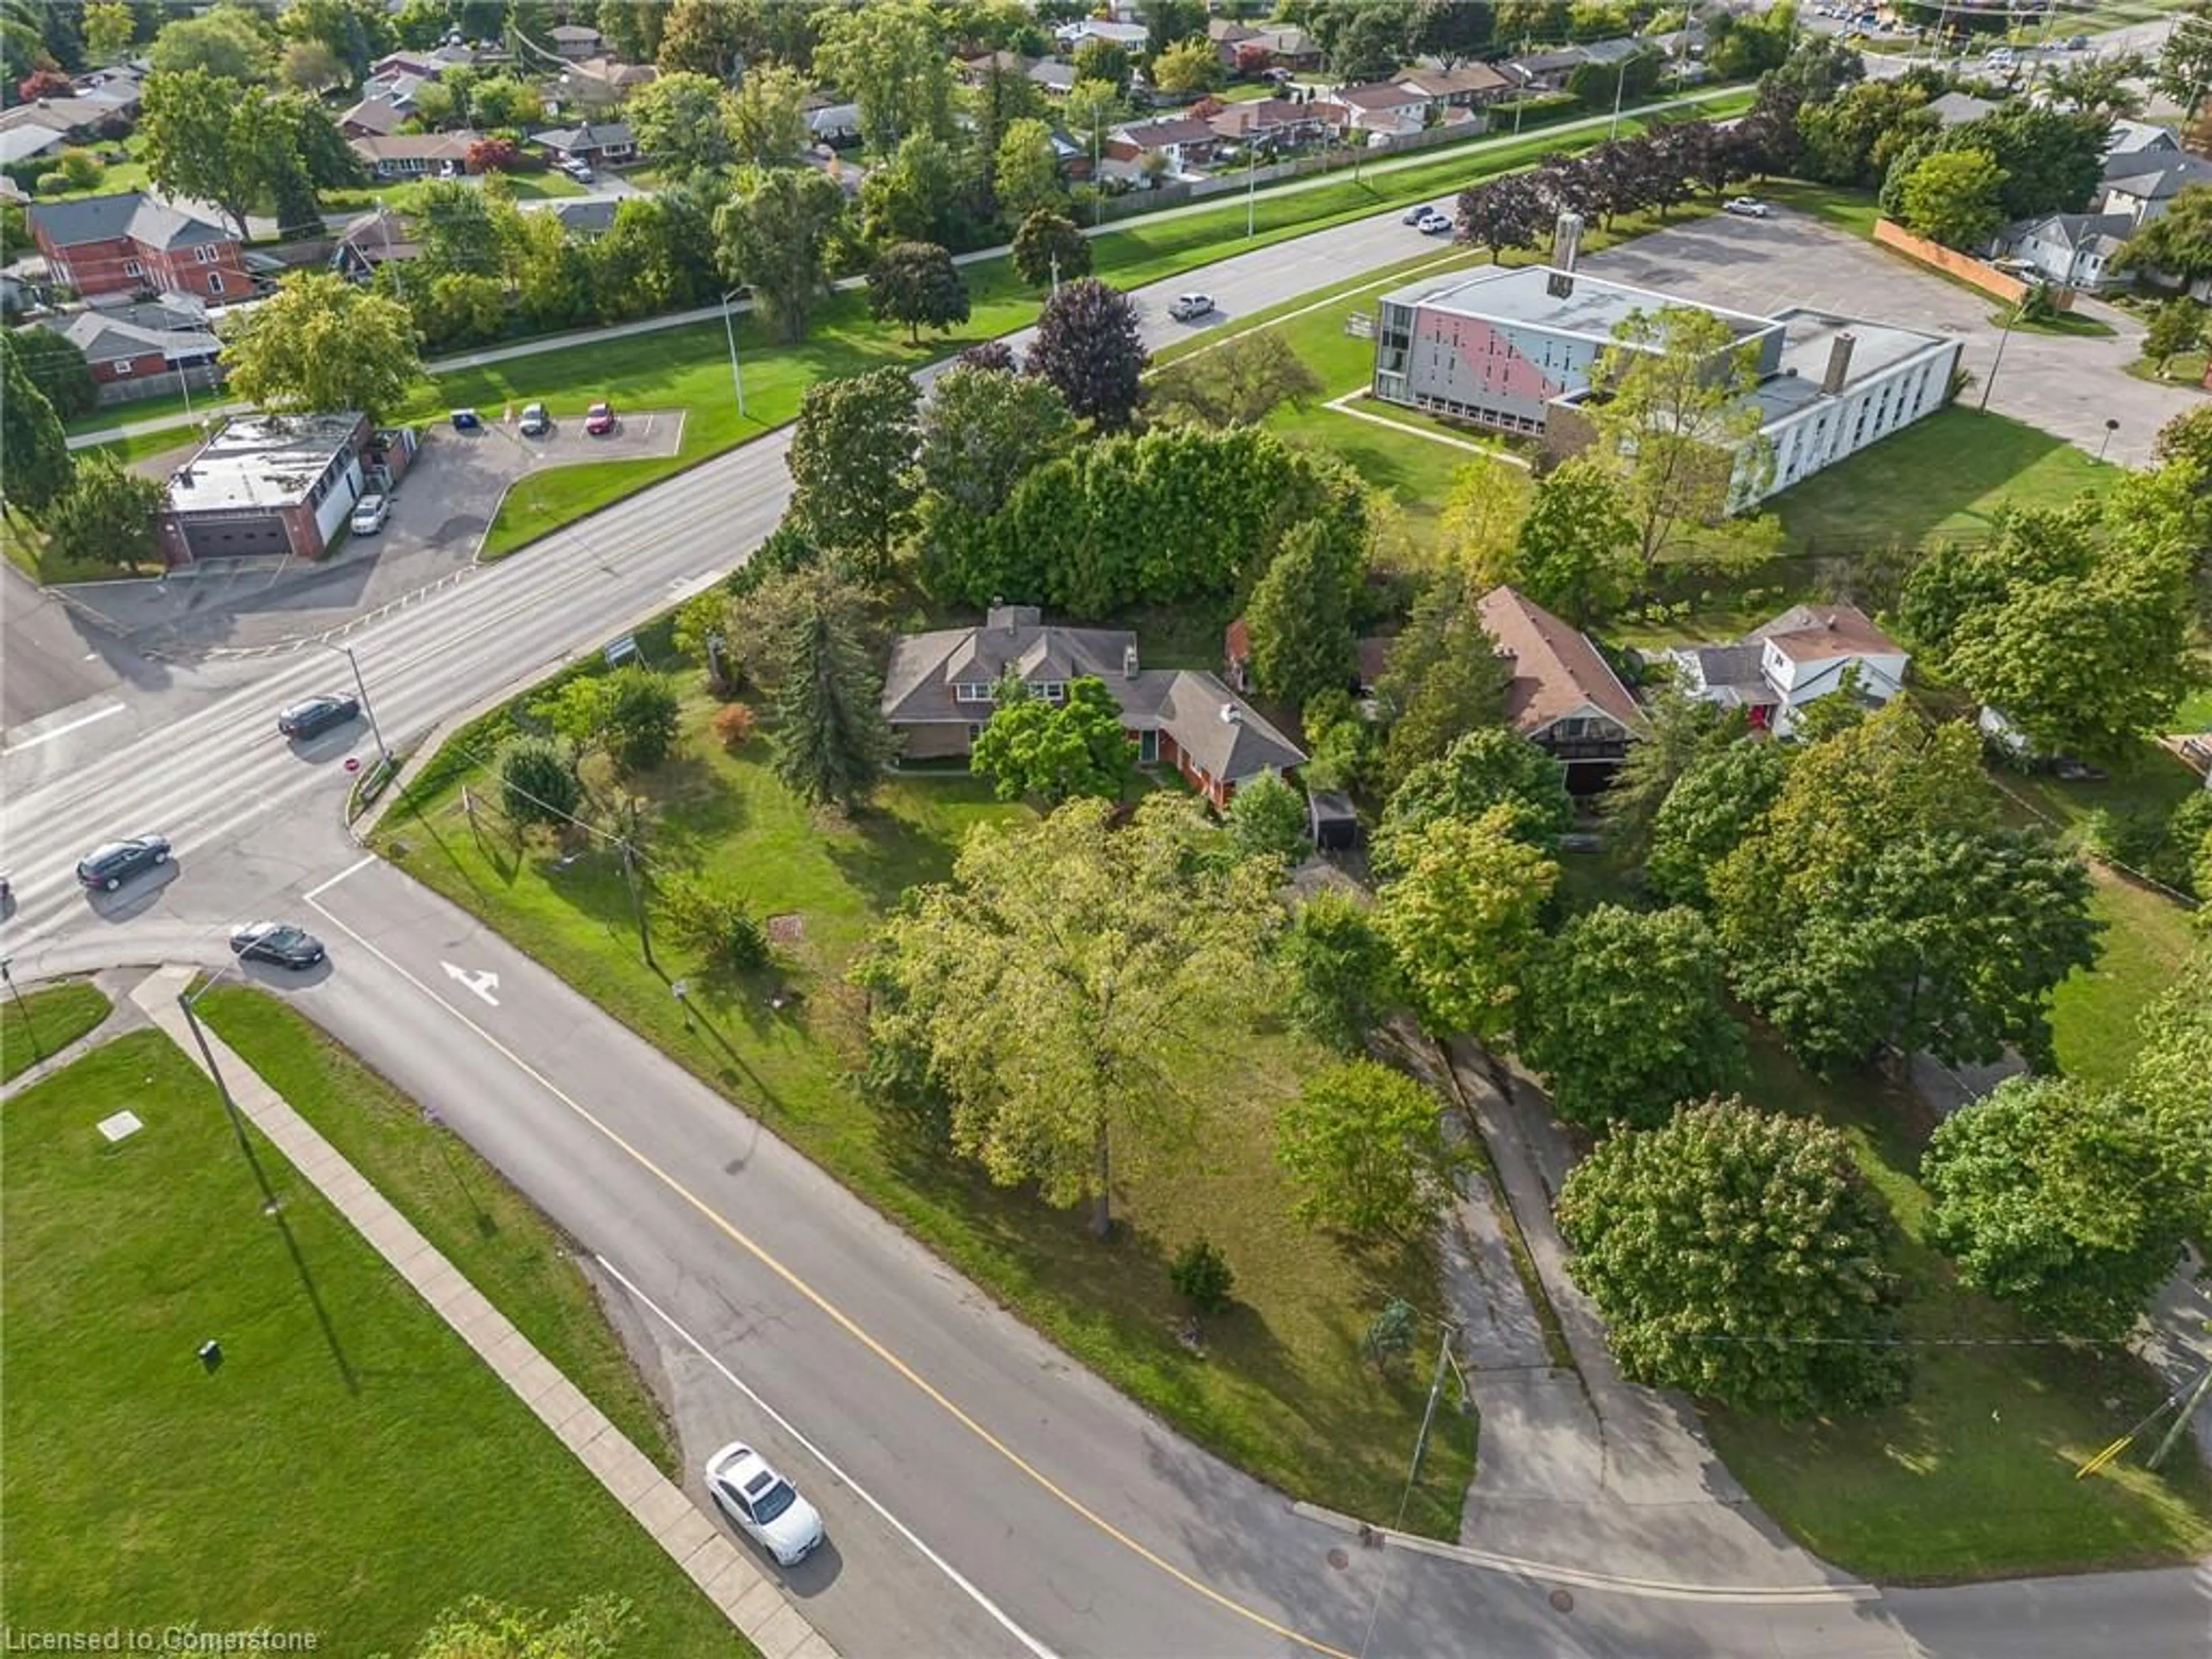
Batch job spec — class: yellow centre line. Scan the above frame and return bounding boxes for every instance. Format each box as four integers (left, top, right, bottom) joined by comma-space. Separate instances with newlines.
308, 881, 1358, 1659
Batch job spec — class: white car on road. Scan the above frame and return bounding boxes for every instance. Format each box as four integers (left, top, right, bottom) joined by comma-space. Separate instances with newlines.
1724, 196, 1771, 218
706, 1442, 824, 1567
1168, 292, 1216, 321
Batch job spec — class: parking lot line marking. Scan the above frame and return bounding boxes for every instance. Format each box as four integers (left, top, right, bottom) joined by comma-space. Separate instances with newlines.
303, 852, 378, 902
596, 1254, 1060, 1659
306, 889, 1357, 1659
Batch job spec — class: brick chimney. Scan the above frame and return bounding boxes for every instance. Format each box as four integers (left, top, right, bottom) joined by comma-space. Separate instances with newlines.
1821, 331, 1857, 396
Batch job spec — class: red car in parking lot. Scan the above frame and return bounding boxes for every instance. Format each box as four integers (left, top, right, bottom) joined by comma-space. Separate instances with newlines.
585, 401, 616, 435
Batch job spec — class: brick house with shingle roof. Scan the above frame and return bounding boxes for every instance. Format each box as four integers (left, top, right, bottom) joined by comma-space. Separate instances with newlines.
882, 606, 1305, 809
1476, 585, 1643, 789
28, 191, 245, 300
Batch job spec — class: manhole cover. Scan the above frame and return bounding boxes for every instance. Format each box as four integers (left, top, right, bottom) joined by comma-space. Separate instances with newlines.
1548, 1589, 1574, 1613
1325, 1548, 1350, 1570
766, 912, 805, 944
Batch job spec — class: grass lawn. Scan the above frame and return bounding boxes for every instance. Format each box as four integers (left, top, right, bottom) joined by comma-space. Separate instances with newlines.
196, 986, 678, 1470
1, 1030, 747, 1656
1771, 407, 2116, 556
2127, 350, 2210, 390
1989, 306, 2117, 339
1757, 179, 1883, 238
1706, 1027, 2212, 1582
65, 386, 210, 436
427, 88, 1752, 560
0, 979, 111, 1082
375, 694, 1475, 1539
2048, 866, 2200, 1089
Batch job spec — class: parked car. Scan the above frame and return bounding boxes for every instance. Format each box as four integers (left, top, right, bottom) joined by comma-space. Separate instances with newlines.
76, 835, 169, 892
350, 492, 389, 535
1418, 212, 1454, 236
706, 1442, 824, 1567
1986, 45, 2014, 64
450, 407, 483, 431
1724, 196, 1771, 218
1168, 293, 1215, 321
585, 400, 616, 435
560, 156, 593, 181
519, 401, 551, 437
229, 921, 327, 969
276, 694, 361, 740
2066, 33, 2089, 49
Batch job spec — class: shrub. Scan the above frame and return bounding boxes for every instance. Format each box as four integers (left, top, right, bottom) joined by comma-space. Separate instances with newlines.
1168, 1236, 1235, 1314
33, 171, 67, 196
713, 703, 758, 751
658, 874, 770, 973
496, 736, 580, 827
1362, 1298, 1418, 1376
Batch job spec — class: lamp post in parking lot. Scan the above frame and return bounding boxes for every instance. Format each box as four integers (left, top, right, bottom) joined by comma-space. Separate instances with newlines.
321, 641, 390, 770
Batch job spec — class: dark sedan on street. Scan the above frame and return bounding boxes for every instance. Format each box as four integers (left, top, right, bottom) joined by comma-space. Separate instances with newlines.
277, 694, 361, 740
229, 922, 327, 969
77, 836, 170, 891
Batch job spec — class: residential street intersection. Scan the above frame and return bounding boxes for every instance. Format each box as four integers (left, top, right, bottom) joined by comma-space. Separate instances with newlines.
5, 189, 2209, 1659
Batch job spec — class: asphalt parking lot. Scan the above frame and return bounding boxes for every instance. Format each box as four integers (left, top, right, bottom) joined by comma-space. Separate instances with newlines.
74, 410, 683, 657
1578, 206, 2196, 467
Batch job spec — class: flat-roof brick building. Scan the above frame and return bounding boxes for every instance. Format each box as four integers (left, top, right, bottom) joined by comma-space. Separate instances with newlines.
155, 412, 414, 566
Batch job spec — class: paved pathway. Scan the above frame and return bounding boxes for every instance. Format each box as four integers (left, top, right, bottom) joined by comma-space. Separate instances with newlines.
128, 964, 842, 1659
0, 965, 150, 1098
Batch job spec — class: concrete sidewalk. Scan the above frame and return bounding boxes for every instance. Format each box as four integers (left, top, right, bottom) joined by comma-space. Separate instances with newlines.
1439, 1039, 1850, 1592
131, 965, 839, 1659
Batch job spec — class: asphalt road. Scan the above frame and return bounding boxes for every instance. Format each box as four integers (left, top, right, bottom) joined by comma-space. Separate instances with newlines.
5, 196, 2210, 1658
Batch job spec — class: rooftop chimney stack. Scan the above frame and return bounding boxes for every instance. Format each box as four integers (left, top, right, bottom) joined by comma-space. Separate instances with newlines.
1219, 702, 1242, 725
1547, 211, 1584, 300
1123, 643, 1139, 679
1821, 330, 1857, 396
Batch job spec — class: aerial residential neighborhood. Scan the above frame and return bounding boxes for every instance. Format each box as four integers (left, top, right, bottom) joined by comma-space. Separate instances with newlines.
3, 3, 2212, 1658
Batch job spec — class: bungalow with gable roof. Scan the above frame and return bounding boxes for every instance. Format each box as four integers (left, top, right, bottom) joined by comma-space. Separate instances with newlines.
1476, 584, 1644, 788
881, 606, 1305, 810
1392, 60, 1513, 112
349, 130, 484, 180
1329, 81, 1432, 138
1207, 97, 1330, 149
1104, 115, 1221, 172
1668, 601, 1909, 737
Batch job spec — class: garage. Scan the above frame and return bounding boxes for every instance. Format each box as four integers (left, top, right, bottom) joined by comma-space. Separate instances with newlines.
175, 512, 293, 562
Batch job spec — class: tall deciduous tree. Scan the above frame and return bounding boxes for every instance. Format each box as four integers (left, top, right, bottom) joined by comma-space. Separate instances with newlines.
1600, 685, 1743, 866
1643, 736, 1793, 906
2143, 296, 2207, 376
1224, 768, 1308, 865
2156, 0, 2212, 116
1277, 1059, 1459, 1238
1521, 904, 1748, 1131
1496, 457, 1639, 626
1148, 329, 1321, 428
1244, 518, 1358, 708
764, 570, 899, 810
1896, 147, 2008, 251
219, 272, 423, 422
726, 60, 811, 169
6, 326, 95, 421
2126, 946, 2212, 1239
1, 340, 73, 521
916, 362, 1072, 516
1925, 1075, 2194, 1341
1373, 573, 1512, 789
2117, 184, 2212, 288
1374, 726, 1574, 873
627, 70, 734, 177
1582, 304, 1779, 573
970, 675, 1135, 805
656, 0, 748, 80
83, 1, 134, 65
40, 451, 164, 570
868, 241, 970, 343
1558, 1099, 1907, 1417
149, 6, 271, 81
994, 118, 1063, 222
1152, 36, 1219, 94
1455, 171, 1546, 257
1025, 277, 1147, 430
858, 794, 1279, 1236
715, 165, 847, 343
815, 0, 952, 156
1376, 805, 1558, 1044
787, 368, 919, 578
1010, 207, 1090, 289
140, 67, 265, 238
1278, 888, 1398, 1054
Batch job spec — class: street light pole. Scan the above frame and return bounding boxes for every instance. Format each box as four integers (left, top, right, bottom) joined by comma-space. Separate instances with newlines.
321, 641, 391, 769
1247, 142, 1257, 238
1978, 298, 2021, 412
1, 957, 41, 1066
2099, 417, 2120, 461
719, 286, 748, 422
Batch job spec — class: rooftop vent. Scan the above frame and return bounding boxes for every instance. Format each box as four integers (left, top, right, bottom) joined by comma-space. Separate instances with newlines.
1219, 702, 1243, 724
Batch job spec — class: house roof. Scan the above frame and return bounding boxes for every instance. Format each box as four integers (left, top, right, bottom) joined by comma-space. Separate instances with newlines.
28, 191, 233, 252
2105, 117, 2179, 158
1058, 19, 1149, 46
1925, 90, 1998, 127
1669, 642, 1778, 707
1393, 62, 1510, 96
531, 120, 632, 151
1476, 585, 1643, 735
0, 125, 65, 164
539, 196, 619, 236
2017, 209, 2135, 255
1748, 601, 1902, 663
1113, 115, 1217, 147
1141, 670, 1306, 783
960, 49, 1034, 74
566, 55, 658, 88
1208, 98, 1317, 138
350, 131, 480, 164
549, 23, 600, 41
0, 95, 119, 136
52, 307, 217, 363
1029, 59, 1077, 91
341, 97, 406, 134
1336, 81, 1427, 111
1209, 18, 1262, 43
2103, 153, 2212, 200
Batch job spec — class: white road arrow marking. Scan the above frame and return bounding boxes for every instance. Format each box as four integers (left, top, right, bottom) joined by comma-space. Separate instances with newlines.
441, 962, 501, 1006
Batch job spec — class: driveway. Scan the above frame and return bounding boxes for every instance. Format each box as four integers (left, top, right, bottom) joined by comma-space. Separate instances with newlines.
1579, 207, 2198, 467
56, 411, 683, 660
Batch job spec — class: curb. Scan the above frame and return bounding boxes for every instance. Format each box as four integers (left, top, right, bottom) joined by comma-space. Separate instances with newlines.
1286, 1501, 1880, 1605
132, 967, 844, 1659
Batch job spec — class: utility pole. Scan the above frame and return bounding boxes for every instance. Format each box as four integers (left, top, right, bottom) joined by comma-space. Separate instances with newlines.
2147, 1363, 2212, 1471
1, 957, 40, 1066
618, 798, 654, 969
322, 641, 391, 770
1247, 141, 1257, 238
720, 286, 748, 421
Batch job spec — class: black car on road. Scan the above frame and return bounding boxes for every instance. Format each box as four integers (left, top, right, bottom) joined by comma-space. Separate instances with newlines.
278, 694, 361, 740
77, 836, 170, 891
229, 922, 327, 969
